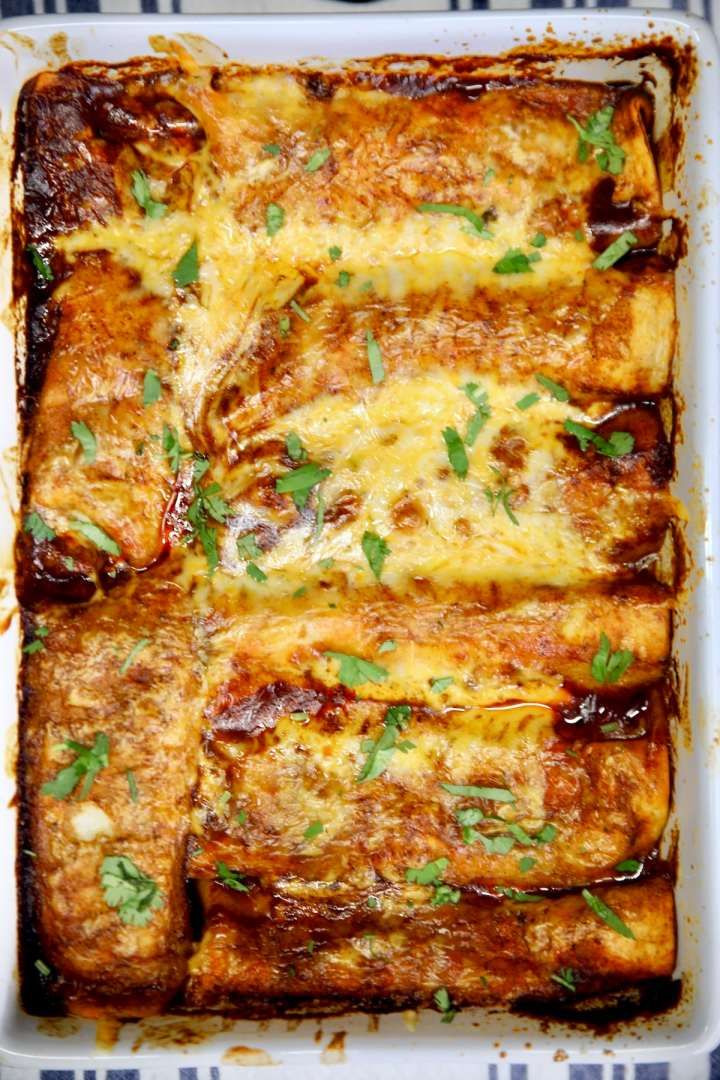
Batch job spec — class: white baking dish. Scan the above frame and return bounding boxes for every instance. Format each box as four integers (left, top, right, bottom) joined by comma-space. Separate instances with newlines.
0, 9, 718, 1069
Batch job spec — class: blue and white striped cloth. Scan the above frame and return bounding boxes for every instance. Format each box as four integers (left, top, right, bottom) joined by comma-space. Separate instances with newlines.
0, 0, 717, 1077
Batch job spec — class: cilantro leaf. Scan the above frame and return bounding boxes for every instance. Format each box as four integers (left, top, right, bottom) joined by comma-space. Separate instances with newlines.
70, 420, 96, 463
519, 855, 536, 873
328, 245, 342, 261
462, 383, 491, 446
26, 244, 53, 282
377, 639, 397, 654
324, 651, 389, 688
336, 270, 351, 288
247, 561, 267, 583
34, 958, 51, 977
215, 861, 249, 892
483, 466, 519, 526
126, 769, 139, 803
119, 637, 150, 675
493, 249, 535, 274
581, 888, 635, 938
100, 854, 163, 926
142, 369, 162, 407
276, 460, 330, 510
568, 106, 626, 176
266, 202, 285, 237
279, 314, 290, 337
495, 886, 542, 902
290, 298, 310, 323
563, 418, 634, 458
441, 782, 515, 802
173, 241, 199, 287
42, 732, 109, 800
592, 230, 638, 270
162, 424, 191, 473
24, 511, 55, 542
366, 329, 385, 384
430, 676, 453, 693
516, 392, 540, 411
530, 232, 547, 248
263, 143, 281, 156
433, 986, 457, 1023
23, 624, 49, 654
186, 460, 231, 573
591, 631, 634, 684
237, 533, 262, 559
535, 373, 570, 402
130, 169, 167, 219
304, 819, 324, 839
616, 858, 642, 874
362, 530, 390, 581
305, 147, 331, 172
286, 432, 307, 462
417, 202, 491, 239
405, 856, 449, 886
357, 704, 412, 782
443, 426, 468, 479
551, 967, 577, 992
69, 519, 121, 556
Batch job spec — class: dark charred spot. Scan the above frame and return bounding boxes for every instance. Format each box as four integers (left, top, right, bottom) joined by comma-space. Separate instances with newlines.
303, 74, 337, 101
586, 177, 662, 253
17, 536, 97, 606
209, 680, 343, 738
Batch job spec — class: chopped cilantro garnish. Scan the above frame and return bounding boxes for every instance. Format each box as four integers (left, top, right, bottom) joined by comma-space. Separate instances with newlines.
535, 373, 570, 402
286, 432, 307, 462
263, 143, 281, 156
495, 886, 542, 903
318, 557, 334, 570
563, 418, 635, 458
462, 383, 491, 446
519, 855, 536, 873
70, 420, 96, 463
493, 249, 535, 274
237, 533, 262, 559
601, 720, 620, 734
430, 676, 453, 693
405, 856, 449, 886
162, 424, 191, 472
483, 466, 518, 526
101, 855, 162, 926
266, 202, 285, 237
441, 782, 515, 802
119, 637, 150, 675
126, 769, 139, 803
26, 244, 53, 282
337, 270, 351, 288
328, 245, 342, 261
130, 169, 166, 219
276, 460, 330, 510
42, 732, 109, 800
247, 561, 267, 583
366, 329, 385, 384
305, 147, 331, 172
516, 392, 540, 411
290, 298, 311, 323
362, 530, 390, 581
279, 314, 290, 337
591, 631, 634, 684
173, 241, 199, 287
215, 861, 249, 893
417, 202, 491, 239
551, 967, 577, 992
142, 369, 162, 407
568, 106, 626, 175
377, 639, 397, 654
24, 511, 55, 542
433, 986, 457, 1023
69, 518, 121, 556
34, 958, 51, 977
442, 426, 468, 479
23, 624, 49, 654
530, 232, 547, 248
304, 819, 324, 840
324, 651, 388, 688
581, 888, 635, 938
574, 228, 585, 242
616, 858, 642, 874
357, 705, 413, 783
186, 457, 232, 573
592, 230, 637, 270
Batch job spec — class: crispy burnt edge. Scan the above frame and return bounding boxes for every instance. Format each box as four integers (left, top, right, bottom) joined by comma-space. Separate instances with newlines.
12, 51, 683, 1021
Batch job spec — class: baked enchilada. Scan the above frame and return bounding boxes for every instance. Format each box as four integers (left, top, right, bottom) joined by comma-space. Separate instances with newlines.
14, 52, 679, 1020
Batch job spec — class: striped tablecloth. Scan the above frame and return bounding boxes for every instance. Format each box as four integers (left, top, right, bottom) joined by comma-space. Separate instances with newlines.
0, 1, 717, 1078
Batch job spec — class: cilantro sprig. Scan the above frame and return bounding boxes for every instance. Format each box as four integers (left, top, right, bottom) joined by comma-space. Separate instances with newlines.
433, 986, 457, 1023
405, 857, 460, 907
130, 169, 167, 219
564, 418, 634, 458
483, 466, 518, 525
362, 530, 390, 581
216, 861, 249, 892
417, 202, 491, 239
582, 888, 635, 939
357, 705, 413, 782
100, 854, 163, 926
41, 732, 109, 800
568, 106, 626, 176
24, 511, 55, 543
276, 460, 330, 510
591, 631, 634, 684
186, 457, 231, 573
462, 383, 491, 446
324, 651, 388, 688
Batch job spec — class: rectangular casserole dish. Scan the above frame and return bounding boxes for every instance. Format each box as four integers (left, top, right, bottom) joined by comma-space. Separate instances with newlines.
0, 9, 719, 1068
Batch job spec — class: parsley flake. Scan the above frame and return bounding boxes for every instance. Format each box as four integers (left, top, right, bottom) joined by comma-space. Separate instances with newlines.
496, 886, 542, 903
101, 855, 163, 926
130, 169, 166, 219
42, 732, 109, 800
34, 958, 51, 977
162, 424, 191, 473
186, 457, 232, 573
519, 855, 536, 873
